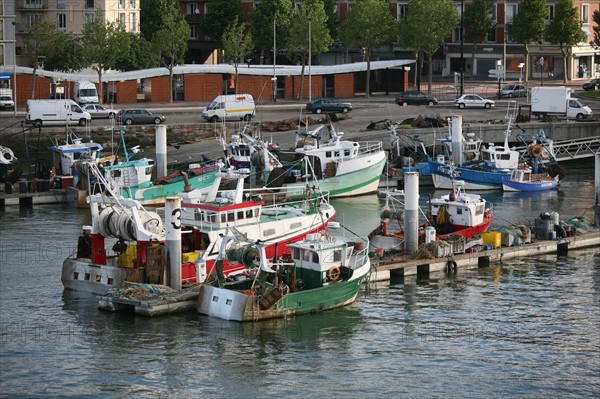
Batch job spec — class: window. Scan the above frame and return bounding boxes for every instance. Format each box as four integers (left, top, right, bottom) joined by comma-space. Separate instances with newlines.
189, 3, 198, 15
85, 0, 94, 9
85, 13, 94, 24
25, 14, 42, 27
119, 0, 125, 8
190, 25, 198, 40
57, 0, 65, 9
452, 5, 462, 42
581, 4, 589, 23
119, 13, 126, 28
546, 5, 554, 21
397, 3, 408, 21
128, 13, 136, 32
58, 13, 66, 31
486, 28, 496, 43
334, 250, 342, 262
129, 0, 136, 8
505, 3, 518, 24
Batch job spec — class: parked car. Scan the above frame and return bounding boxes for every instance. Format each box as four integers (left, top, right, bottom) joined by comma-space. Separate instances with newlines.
455, 94, 495, 109
582, 78, 600, 91
305, 98, 352, 114
497, 84, 528, 98
395, 91, 438, 106
116, 109, 166, 125
0, 96, 15, 109
82, 103, 119, 119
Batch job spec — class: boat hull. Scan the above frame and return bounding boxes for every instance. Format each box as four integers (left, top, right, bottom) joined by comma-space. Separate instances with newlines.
429, 160, 510, 190
197, 263, 369, 321
284, 152, 387, 198
438, 213, 494, 239
502, 179, 558, 192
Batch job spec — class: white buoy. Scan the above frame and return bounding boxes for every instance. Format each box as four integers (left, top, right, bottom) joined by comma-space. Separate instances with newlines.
450, 115, 463, 166
166, 196, 182, 290
156, 125, 167, 179
404, 171, 419, 253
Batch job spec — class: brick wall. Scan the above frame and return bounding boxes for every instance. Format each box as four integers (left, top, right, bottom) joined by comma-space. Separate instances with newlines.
285, 74, 323, 100
116, 81, 138, 103
14, 75, 53, 104
185, 74, 223, 101
334, 73, 354, 98
150, 76, 171, 102
238, 75, 272, 102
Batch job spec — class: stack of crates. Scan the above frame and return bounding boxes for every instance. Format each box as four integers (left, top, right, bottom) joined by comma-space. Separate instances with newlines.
481, 232, 501, 249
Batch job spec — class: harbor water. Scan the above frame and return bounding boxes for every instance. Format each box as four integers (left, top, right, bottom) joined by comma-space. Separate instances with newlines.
0, 160, 598, 398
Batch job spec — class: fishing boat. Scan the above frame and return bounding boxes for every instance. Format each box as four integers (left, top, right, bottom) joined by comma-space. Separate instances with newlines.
62, 166, 336, 295
196, 222, 370, 321
222, 122, 387, 198
370, 171, 494, 255
49, 130, 104, 187
502, 169, 559, 192
428, 115, 563, 190
69, 128, 220, 206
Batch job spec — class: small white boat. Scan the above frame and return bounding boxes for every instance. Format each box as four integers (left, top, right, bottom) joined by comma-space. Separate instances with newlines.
502, 169, 559, 192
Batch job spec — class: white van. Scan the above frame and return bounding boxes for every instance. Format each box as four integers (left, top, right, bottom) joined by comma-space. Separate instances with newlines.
202, 94, 255, 122
74, 80, 99, 104
26, 99, 91, 127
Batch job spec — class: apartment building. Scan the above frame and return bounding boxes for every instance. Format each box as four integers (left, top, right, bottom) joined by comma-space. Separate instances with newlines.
1, 0, 140, 66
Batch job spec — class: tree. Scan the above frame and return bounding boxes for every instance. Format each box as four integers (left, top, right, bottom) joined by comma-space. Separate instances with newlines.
287, 0, 332, 100
399, 0, 459, 94
117, 34, 158, 71
590, 10, 600, 49
44, 34, 85, 73
140, 0, 175, 41
251, 0, 293, 65
323, 0, 340, 41
545, 0, 587, 83
340, 0, 397, 98
507, 0, 547, 83
22, 18, 63, 98
222, 17, 254, 94
153, 2, 190, 103
81, 10, 130, 104
204, 0, 243, 47
463, 0, 496, 79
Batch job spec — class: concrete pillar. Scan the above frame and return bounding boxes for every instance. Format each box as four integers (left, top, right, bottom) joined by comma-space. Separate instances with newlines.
156, 125, 167, 178
595, 153, 600, 203
450, 115, 463, 166
165, 196, 182, 290
404, 171, 419, 254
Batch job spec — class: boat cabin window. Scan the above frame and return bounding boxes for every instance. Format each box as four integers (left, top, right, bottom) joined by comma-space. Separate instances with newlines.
303, 249, 311, 261
334, 250, 342, 262
246, 209, 253, 218
312, 252, 319, 263
263, 228, 275, 237
476, 204, 484, 215
237, 211, 244, 220
145, 167, 152, 175
111, 170, 121, 178
344, 150, 351, 157
220, 213, 226, 223
326, 151, 332, 158
208, 212, 217, 223
228, 212, 235, 222
456, 208, 463, 215
292, 247, 300, 260
499, 153, 511, 160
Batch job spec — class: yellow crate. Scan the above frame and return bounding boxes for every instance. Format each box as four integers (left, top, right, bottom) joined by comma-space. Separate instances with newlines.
182, 251, 199, 263
481, 232, 501, 249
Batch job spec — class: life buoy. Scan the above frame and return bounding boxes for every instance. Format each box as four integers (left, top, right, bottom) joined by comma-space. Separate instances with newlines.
327, 265, 341, 281
531, 144, 543, 158
295, 279, 305, 291
446, 260, 457, 273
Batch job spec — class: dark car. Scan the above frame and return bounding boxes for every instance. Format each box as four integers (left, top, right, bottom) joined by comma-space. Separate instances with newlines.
395, 91, 438, 106
582, 78, 600, 91
497, 84, 528, 98
116, 108, 166, 125
305, 99, 352, 114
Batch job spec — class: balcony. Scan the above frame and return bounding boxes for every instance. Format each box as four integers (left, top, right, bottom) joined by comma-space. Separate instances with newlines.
18, 0, 48, 10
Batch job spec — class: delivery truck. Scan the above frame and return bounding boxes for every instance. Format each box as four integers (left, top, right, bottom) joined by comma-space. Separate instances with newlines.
74, 80, 99, 104
202, 94, 255, 122
530, 86, 592, 120
26, 99, 91, 127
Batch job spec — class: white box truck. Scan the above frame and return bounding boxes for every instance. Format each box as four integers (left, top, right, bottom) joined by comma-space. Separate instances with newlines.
530, 86, 592, 120
74, 80, 99, 104
26, 99, 91, 127
202, 94, 255, 122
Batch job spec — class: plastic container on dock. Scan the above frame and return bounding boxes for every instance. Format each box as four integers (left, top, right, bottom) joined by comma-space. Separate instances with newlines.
425, 226, 436, 244
481, 232, 501, 249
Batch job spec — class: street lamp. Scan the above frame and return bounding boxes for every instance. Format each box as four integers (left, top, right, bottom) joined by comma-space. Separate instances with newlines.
539, 57, 544, 86
459, 0, 464, 96
273, 16, 277, 102
308, 15, 312, 103
518, 62, 525, 83
12, 20, 17, 117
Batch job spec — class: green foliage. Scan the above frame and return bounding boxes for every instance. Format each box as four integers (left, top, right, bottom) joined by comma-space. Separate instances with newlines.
340, 0, 397, 57
22, 18, 62, 69
251, 0, 293, 58
81, 10, 130, 103
117, 34, 158, 71
463, 0, 496, 43
507, 0, 547, 45
323, 0, 340, 41
140, 0, 176, 41
44, 34, 85, 73
222, 17, 254, 93
545, 0, 587, 81
204, 0, 243, 45
589, 10, 600, 49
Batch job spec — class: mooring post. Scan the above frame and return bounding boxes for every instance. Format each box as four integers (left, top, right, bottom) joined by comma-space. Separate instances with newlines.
165, 196, 182, 290
156, 125, 167, 179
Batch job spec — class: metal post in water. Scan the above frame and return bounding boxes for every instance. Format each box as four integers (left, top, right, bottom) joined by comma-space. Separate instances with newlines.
595, 152, 600, 202
165, 196, 182, 290
156, 125, 167, 179
450, 115, 463, 166
404, 171, 420, 253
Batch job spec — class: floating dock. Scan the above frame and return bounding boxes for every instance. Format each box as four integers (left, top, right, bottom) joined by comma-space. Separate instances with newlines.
0, 188, 67, 206
97, 231, 599, 317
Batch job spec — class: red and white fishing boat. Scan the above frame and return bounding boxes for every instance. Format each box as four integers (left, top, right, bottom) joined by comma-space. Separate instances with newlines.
370, 174, 494, 254
62, 167, 336, 295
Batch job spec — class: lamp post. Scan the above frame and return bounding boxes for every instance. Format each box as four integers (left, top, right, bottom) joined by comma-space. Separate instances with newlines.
273, 16, 277, 102
539, 57, 544, 86
459, 0, 464, 96
11, 20, 17, 117
308, 15, 312, 103
518, 62, 525, 83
